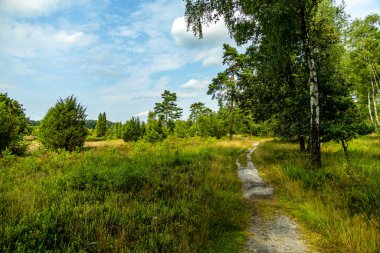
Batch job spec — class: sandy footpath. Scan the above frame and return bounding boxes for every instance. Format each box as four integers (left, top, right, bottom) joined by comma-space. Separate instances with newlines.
237, 142, 308, 253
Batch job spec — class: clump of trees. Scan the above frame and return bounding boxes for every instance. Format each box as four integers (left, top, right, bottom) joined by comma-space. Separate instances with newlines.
38, 95, 87, 151
95, 112, 107, 137
183, 0, 378, 166
123, 117, 145, 142
345, 14, 380, 131
0, 93, 29, 155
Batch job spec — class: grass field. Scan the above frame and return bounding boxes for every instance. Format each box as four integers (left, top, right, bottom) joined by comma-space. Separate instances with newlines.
252, 135, 380, 252
0, 137, 252, 252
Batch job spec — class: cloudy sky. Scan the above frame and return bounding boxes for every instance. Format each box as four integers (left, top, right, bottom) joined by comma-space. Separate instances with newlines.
0, 0, 379, 122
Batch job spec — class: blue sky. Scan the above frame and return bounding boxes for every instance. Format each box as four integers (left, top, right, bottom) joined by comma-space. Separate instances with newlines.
0, 0, 379, 122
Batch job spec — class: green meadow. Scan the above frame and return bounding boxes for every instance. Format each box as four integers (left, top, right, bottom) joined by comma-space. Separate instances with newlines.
0, 137, 252, 252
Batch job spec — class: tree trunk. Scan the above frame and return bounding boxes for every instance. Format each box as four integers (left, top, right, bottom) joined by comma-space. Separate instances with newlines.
341, 139, 349, 163
229, 71, 235, 141
368, 90, 375, 127
370, 64, 380, 92
306, 136, 311, 153
371, 81, 380, 126
300, 6, 321, 168
229, 100, 234, 141
299, 135, 306, 152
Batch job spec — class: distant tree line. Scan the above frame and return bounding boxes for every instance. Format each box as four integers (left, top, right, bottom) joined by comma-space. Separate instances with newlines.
0, 12, 378, 160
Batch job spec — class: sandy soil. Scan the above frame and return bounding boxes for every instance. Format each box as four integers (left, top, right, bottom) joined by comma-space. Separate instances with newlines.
237, 142, 309, 253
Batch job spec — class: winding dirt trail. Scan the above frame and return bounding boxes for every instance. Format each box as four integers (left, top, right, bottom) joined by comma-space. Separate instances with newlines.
237, 142, 308, 253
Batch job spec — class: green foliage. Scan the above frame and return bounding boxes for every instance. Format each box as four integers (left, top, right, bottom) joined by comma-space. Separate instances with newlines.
106, 122, 124, 139
154, 90, 183, 129
144, 112, 166, 142
0, 138, 249, 252
321, 96, 368, 150
209, 44, 245, 140
123, 117, 144, 142
344, 14, 380, 130
38, 95, 87, 151
198, 112, 227, 139
95, 112, 107, 137
174, 120, 192, 138
189, 102, 211, 135
0, 93, 29, 155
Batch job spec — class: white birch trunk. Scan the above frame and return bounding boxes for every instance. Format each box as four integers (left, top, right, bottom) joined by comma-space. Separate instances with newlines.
371, 81, 380, 126
368, 91, 374, 124
300, 6, 321, 167
370, 64, 380, 93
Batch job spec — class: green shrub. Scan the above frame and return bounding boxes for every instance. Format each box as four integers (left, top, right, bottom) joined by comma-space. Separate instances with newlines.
0, 93, 29, 155
38, 95, 87, 151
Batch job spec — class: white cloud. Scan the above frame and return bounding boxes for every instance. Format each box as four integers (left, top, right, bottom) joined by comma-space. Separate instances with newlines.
55, 31, 88, 44
345, 0, 380, 19
182, 79, 210, 90
134, 111, 150, 118
130, 0, 183, 38
194, 47, 223, 66
0, 22, 95, 58
171, 16, 232, 48
0, 0, 63, 17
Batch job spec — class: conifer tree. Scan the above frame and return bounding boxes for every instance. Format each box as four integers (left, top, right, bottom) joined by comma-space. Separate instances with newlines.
154, 90, 183, 130
0, 93, 29, 154
95, 112, 107, 137
39, 95, 87, 151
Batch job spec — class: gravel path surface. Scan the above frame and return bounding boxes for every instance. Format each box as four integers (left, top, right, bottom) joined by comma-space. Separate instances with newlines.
237, 142, 308, 253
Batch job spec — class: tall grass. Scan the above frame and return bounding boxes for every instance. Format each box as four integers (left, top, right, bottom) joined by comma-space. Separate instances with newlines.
252, 135, 380, 252
0, 137, 251, 252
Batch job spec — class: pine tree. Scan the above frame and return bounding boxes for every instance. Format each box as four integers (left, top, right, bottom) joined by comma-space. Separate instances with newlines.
154, 90, 183, 130
95, 112, 107, 137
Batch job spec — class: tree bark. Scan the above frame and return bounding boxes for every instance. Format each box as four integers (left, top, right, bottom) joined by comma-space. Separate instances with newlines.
228, 97, 234, 141
371, 81, 380, 126
306, 135, 311, 153
341, 139, 349, 162
229, 71, 235, 141
300, 6, 321, 168
368, 90, 375, 126
299, 135, 306, 152
370, 64, 380, 92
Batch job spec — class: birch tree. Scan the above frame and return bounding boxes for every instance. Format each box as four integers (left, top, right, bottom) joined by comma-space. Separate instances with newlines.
345, 14, 380, 131
184, 0, 344, 167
